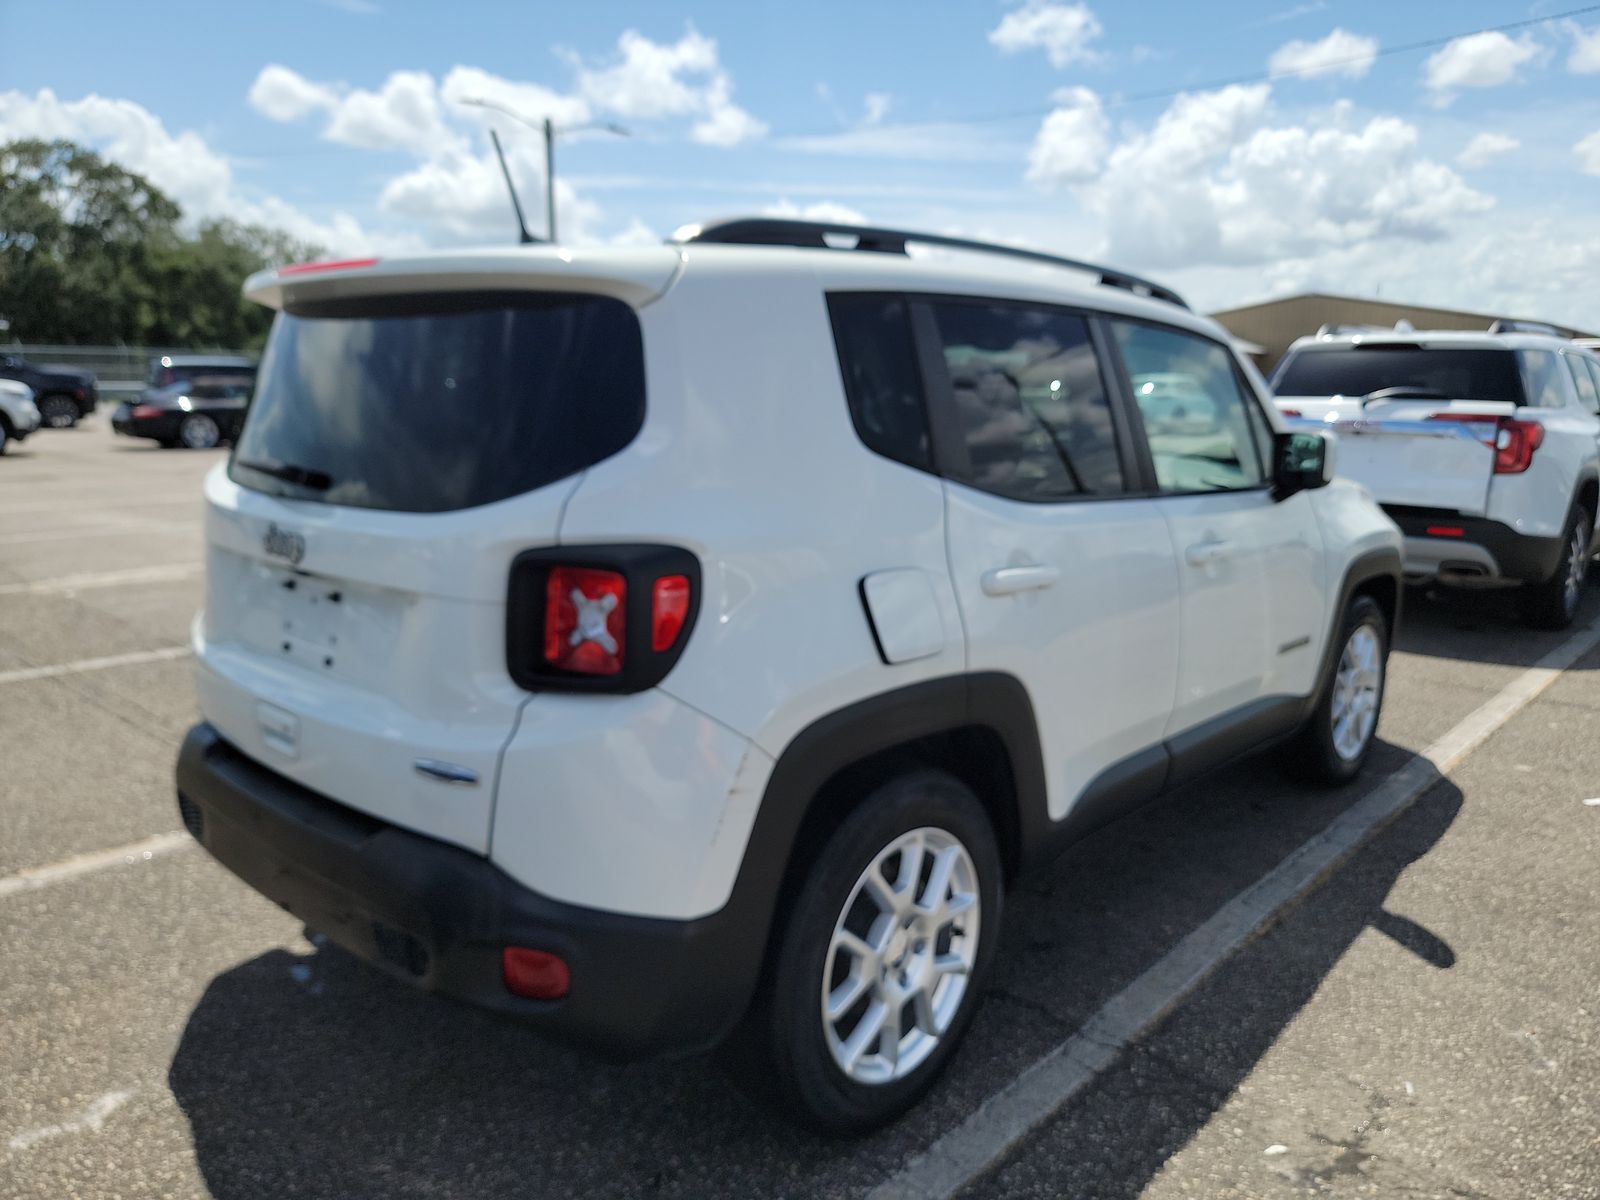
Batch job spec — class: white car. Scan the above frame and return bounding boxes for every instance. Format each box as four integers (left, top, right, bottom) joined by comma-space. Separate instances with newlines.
0, 379, 41, 454
1274, 329, 1600, 628
174, 219, 1401, 1130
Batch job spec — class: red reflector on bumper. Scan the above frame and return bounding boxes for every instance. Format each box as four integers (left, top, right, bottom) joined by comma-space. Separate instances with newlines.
1425, 526, 1465, 538
502, 947, 571, 1000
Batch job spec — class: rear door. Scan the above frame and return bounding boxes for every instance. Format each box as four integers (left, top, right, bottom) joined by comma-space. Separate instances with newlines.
929, 297, 1181, 823
198, 290, 647, 854
1108, 319, 1324, 746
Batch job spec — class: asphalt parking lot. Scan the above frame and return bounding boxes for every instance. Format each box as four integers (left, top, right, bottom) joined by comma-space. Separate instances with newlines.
3, 421, 1598, 1199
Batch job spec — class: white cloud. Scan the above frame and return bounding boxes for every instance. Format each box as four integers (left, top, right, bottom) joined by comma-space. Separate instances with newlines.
761, 198, 869, 225
780, 123, 1022, 163
379, 145, 602, 243
324, 69, 460, 155
1247, 1, 1327, 29
988, 1, 1103, 68
1059, 85, 1491, 271
1456, 131, 1519, 169
0, 86, 384, 253
1268, 28, 1378, 80
248, 64, 338, 121
440, 66, 591, 127
571, 27, 765, 146
1567, 21, 1600, 73
1577, 130, 1600, 175
1422, 32, 1541, 105
863, 92, 892, 125
1025, 87, 1108, 185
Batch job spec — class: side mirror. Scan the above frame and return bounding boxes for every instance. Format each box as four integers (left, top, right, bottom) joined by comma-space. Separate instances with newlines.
1273, 429, 1335, 500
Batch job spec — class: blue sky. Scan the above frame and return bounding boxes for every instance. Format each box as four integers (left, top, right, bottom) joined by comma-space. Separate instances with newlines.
3, 0, 1599, 325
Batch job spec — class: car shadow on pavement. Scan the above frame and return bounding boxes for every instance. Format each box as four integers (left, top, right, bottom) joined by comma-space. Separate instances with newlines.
167, 749, 1459, 1200
968, 778, 1464, 1199
1395, 582, 1600, 669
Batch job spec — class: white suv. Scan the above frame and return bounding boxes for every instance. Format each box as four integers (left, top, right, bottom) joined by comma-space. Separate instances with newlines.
0, 379, 41, 454
175, 219, 1402, 1130
1274, 329, 1600, 628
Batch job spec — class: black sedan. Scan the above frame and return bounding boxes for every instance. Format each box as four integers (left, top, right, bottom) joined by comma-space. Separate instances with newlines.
112, 377, 253, 449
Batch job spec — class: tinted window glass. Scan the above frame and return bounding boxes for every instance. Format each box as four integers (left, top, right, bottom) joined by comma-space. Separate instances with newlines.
1587, 359, 1600, 411
230, 292, 644, 513
1273, 346, 1523, 404
827, 294, 931, 471
1565, 354, 1600, 414
932, 301, 1123, 500
1111, 321, 1266, 493
1519, 350, 1569, 408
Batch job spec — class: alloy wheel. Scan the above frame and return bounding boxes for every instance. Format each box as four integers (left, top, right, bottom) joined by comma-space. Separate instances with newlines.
1331, 624, 1382, 761
39, 396, 77, 428
180, 414, 221, 449
821, 827, 980, 1085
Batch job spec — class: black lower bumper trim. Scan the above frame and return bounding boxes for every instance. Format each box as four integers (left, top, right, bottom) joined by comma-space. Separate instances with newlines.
175, 723, 756, 1059
1383, 507, 1565, 584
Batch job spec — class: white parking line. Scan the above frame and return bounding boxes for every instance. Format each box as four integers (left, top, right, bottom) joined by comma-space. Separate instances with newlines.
0, 833, 192, 901
0, 645, 190, 687
7, 1089, 135, 1151
868, 616, 1600, 1200
0, 563, 200, 597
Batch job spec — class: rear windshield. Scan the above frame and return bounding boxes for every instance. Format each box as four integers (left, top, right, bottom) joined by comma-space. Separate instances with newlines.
1272, 346, 1524, 404
229, 292, 644, 513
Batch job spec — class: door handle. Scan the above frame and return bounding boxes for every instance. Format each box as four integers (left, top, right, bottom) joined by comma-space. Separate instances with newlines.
1184, 539, 1235, 567
981, 564, 1060, 596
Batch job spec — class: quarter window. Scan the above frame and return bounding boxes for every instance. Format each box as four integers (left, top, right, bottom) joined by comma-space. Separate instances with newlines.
1518, 350, 1569, 408
1587, 358, 1600, 411
1109, 321, 1267, 493
827, 294, 932, 472
930, 300, 1124, 500
1564, 353, 1600, 415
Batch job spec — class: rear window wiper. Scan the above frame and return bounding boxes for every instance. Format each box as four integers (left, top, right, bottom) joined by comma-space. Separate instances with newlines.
1362, 387, 1449, 403
235, 457, 334, 491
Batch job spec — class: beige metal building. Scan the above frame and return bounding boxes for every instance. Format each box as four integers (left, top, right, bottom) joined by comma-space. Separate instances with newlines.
1210, 292, 1598, 372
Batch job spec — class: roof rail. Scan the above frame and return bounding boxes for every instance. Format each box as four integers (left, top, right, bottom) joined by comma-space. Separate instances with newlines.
1488, 318, 1565, 336
1315, 322, 1387, 337
670, 217, 1189, 310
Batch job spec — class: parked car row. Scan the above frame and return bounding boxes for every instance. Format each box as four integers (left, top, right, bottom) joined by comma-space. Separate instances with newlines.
0, 352, 256, 454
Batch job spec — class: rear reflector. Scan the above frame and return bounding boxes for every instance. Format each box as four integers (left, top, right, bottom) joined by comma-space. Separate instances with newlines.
277, 257, 380, 277
651, 575, 692, 651
544, 566, 627, 675
502, 947, 570, 1000
1426, 526, 1465, 538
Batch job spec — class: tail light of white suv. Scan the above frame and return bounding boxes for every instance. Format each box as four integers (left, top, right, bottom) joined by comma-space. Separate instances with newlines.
505, 545, 702, 692
1426, 411, 1546, 474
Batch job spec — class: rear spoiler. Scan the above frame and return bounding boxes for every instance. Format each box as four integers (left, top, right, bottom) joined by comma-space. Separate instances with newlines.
243, 247, 683, 312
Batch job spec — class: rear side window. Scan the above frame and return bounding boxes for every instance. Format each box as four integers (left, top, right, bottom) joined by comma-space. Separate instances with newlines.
827, 294, 931, 472
1110, 320, 1266, 493
230, 292, 644, 513
1519, 350, 1570, 408
1273, 346, 1523, 404
930, 300, 1124, 501
1565, 354, 1600, 414
1587, 359, 1600, 411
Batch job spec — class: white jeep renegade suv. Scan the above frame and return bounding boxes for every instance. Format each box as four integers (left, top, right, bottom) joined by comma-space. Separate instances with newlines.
175, 219, 1402, 1130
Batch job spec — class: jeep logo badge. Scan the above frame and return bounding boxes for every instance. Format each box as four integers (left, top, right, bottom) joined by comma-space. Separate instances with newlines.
262, 522, 306, 566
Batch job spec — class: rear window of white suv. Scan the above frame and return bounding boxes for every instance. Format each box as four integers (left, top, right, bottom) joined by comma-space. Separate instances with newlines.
230, 291, 644, 513
1273, 346, 1524, 404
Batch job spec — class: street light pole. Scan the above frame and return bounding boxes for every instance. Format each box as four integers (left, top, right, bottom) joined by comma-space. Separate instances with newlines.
544, 116, 556, 244
459, 98, 627, 244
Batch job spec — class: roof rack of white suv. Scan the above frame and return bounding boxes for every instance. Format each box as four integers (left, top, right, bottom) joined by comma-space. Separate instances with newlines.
670, 217, 1190, 310
1487, 319, 1566, 336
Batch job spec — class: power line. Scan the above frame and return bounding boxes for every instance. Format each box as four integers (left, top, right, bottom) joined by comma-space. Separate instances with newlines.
770, 3, 1600, 138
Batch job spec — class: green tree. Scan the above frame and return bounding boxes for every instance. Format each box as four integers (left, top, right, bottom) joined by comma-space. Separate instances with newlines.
0, 139, 325, 349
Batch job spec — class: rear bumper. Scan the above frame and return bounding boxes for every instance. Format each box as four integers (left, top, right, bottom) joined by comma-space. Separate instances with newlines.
175, 722, 758, 1059
112, 409, 179, 441
1385, 508, 1565, 585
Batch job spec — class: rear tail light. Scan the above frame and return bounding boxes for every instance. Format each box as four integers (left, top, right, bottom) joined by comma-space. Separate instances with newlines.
502, 947, 570, 1000
1426, 413, 1545, 474
507, 545, 701, 693
1426, 526, 1465, 538
544, 567, 627, 675
1278, 408, 1302, 418
131, 404, 164, 419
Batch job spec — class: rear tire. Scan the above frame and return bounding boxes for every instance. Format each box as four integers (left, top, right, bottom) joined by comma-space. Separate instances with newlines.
38, 395, 78, 428
0, 417, 10, 455
1282, 594, 1387, 785
736, 770, 1002, 1133
1519, 508, 1591, 631
178, 413, 221, 450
